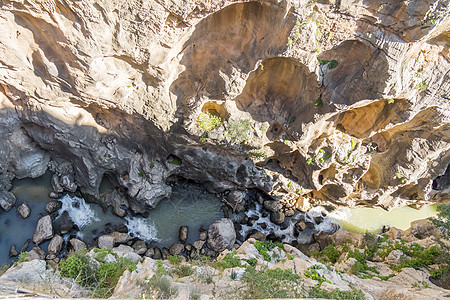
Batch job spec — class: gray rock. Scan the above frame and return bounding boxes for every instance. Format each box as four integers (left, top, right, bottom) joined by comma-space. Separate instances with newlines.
98, 235, 115, 249
255, 191, 265, 205
132, 240, 147, 255
169, 243, 184, 256
153, 248, 162, 260
179, 226, 188, 244
185, 244, 193, 252
112, 244, 134, 257
109, 232, 131, 245
48, 191, 60, 199
9, 245, 18, 257
270, 211, 285, 225
199, 230, 208, 241
247, 230, 266, 241
0, 260, 49, 282
102, 190, 129, 217
207, 218, 236, 252
29, 246, 46, 260
69, 238, 87, 252
17, 203, 31, 218
32, 215, 53, 245
162, 248, 170, 260
192, 240, 205, 250
225, 190, 245, 207
20, 239, 30, 253
387, 249, 409, 266
123, 252, 142, 263
61, 174, 77, 192
145, 248, 155, 258
263, 200, 282, 212
51, 174, 64, 193
0, 189, 16, 212
48, 235, 63, 255
45, 201, 62, 214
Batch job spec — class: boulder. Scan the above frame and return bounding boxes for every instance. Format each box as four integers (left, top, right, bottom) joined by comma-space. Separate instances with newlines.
207, 218, 236, 252
247, 230, 266, 241
45, 201, 62, 214
61, 174, 77, 192
55, 211, 74, 234
169, 243, 184, 256
112, 244, 135, 257
145, 248, 155, 258
407, 219, 440, 238
69, 238, 87, 252
153, 248, 162, 260
32, 215, 53, 245
386, 250, 409, 266
17, 203, 31, 218
225, 190, 245, 209
0, 260, 49, 282
29, 246, 46, 260
199, 230, 208, 241
132, 240, 147, 255
9, 244, 18, 257
192, 240, 205, 250
161, 248, 170, 260
179, 226, 188, 243
109, 232, 131, 245
270, 211, 285, 224
102, 190, 129, 217
48, 235, 63, 255
0, 189, 16, 211
263, 200, 282, 212
51, 174, 64, 193
98, 235, 115, 249
123, 252, 142, 263
20, 239, 30, 253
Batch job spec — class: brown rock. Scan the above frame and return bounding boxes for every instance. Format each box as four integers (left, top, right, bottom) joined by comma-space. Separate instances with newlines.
69, 238, 87, 252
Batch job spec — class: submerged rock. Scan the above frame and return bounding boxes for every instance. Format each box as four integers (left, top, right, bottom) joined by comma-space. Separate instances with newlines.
0, 189, 16, 212
32, 215, 53, 245
9, 245, 18, 257
17, 203, 31, 218
179, 226, 188, 244
207, 218, 236, 252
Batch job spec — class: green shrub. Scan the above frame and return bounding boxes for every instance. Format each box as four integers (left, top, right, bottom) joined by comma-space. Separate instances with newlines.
59, 250, 136, 298
198, 112, 222, 133
17, 252, 30, 263
308, 286, 365, 300
253, 241, 283, 262
168, 255, 182, 266
172, 265, 194, 278
240, 267, 304, 299
304, 265, 331, 286
226, 119, 251, 144
213, 253, 242, 269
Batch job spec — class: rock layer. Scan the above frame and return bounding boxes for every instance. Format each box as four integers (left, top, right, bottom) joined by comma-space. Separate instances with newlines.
0, 0, 448, 213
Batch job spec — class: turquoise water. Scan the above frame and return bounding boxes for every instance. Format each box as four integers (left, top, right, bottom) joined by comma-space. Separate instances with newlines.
0, 174, 224, 265
0, 173, 52, 265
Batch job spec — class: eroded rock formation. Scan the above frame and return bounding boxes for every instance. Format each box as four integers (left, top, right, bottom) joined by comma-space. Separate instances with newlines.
0, 0, 448, 213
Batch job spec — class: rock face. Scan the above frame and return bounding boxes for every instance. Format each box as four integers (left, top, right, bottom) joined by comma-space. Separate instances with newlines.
207, 218, 236, 252
0, 0, 448, 215
32, 215, 53, 245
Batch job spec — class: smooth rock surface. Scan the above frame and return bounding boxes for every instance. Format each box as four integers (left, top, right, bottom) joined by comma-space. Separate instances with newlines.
207, 218, 236, 252
32, 215, 53, 245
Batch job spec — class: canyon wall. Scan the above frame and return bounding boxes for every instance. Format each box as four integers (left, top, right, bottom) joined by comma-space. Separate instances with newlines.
0, 0, 449, 213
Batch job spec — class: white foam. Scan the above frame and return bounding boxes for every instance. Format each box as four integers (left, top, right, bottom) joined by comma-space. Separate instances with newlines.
125, 216, 160, 242
57, 194, 99, 228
